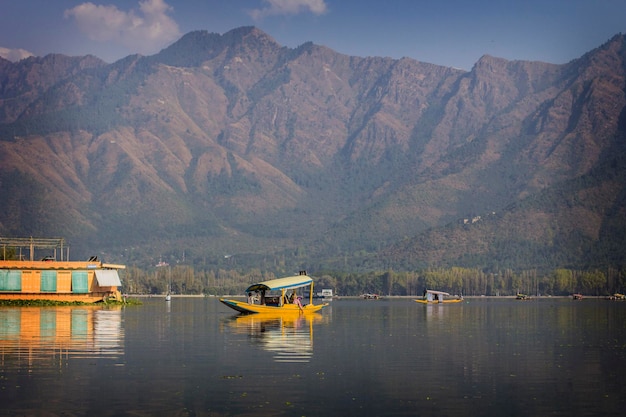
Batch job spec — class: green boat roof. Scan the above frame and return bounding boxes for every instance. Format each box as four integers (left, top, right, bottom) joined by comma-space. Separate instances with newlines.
245, 275, 313, 292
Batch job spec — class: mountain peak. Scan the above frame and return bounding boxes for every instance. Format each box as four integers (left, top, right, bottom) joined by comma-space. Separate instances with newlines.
153, 26, 280, 67
223, 26, 277, 43
472, 54, 510, 71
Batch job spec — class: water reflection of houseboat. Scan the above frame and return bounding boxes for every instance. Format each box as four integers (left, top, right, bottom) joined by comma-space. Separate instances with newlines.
227, 314, 326, 363
0, 237, 125, 303
0, 306, 124, 366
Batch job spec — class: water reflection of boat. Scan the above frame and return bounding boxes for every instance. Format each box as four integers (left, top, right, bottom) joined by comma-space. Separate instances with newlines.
219, 271, 328, 315
165, 266, 172, 301
0, 306, 124, 365
228, 314, 325, 363
415, 289, 463, 304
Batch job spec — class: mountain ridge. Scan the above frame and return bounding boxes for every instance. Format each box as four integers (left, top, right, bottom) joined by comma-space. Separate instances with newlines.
0, 27, 624, 272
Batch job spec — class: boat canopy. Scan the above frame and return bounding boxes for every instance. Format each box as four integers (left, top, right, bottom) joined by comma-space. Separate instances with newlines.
245, 275, 313, 293
425, 290, 450, 296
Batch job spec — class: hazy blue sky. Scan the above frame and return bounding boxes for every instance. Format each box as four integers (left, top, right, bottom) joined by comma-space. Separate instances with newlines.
1, 0, 624, 70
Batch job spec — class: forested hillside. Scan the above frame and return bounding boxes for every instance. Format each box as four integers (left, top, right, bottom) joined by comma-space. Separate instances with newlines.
0, 27, 625, 280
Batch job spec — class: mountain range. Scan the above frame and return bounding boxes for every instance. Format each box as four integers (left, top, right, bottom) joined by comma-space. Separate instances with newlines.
1, 26, 625, 273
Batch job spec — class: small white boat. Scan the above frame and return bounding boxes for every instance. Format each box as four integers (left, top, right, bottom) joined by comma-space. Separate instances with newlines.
415, 289, 463, 304
362, 293, 380, 299
314, 288, 334, 301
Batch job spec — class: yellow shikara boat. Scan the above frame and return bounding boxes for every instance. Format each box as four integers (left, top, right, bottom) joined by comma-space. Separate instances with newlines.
219, 272, 328, 315
415, 289, 464, 304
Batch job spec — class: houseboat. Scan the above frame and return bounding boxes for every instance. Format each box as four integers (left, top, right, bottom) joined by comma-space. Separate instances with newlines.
0, 237, 125, 303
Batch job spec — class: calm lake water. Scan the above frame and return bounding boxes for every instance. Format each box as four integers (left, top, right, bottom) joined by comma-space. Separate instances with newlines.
1, 297, 625, 416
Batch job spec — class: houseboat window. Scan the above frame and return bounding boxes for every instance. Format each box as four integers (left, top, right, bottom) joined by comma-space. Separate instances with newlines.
41, 270, 57, 292
72, 271, 89, 293
0, 270, 22, 291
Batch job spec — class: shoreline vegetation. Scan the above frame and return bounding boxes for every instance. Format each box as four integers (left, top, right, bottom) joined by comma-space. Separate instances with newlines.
128, 294, 602, 299
122, 266, 625, 299
0, 298, 142, 307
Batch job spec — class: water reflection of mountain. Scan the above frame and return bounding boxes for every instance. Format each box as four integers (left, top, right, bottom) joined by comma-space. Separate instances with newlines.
0, 306, 124, 365
228, 314, 326, 363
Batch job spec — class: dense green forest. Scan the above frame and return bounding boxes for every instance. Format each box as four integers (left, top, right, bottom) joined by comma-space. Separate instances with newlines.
122, 265, 626, 297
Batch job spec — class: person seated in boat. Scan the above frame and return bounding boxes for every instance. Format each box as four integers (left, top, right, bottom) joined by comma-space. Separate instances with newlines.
247, 292, 254, 304
293, 295, 303, 310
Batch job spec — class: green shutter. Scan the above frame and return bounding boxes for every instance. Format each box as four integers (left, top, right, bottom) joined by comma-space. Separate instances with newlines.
72, 271, 89, 293
40, 270, 57, 292
0, 270, 22, 291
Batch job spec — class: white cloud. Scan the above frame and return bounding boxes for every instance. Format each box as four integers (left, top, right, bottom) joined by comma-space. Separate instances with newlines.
64, 0, 181, 55
0, 47, 35, 62
248, 0, 328, 20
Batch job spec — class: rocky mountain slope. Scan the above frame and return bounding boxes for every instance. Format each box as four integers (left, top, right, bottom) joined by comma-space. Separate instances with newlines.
0, 27, 624, 272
